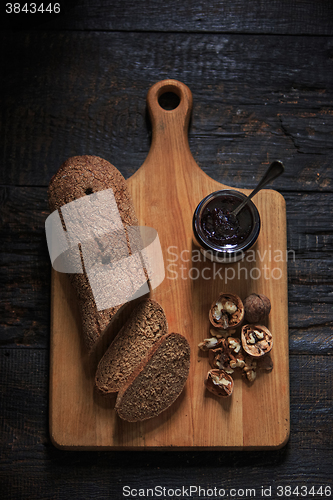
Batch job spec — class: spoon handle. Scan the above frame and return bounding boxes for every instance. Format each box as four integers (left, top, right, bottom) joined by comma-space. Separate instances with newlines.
232, 160, 285, 216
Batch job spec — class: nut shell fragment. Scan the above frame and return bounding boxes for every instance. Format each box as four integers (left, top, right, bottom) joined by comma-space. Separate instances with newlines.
209, 293, 244, 330
244, 293, 271, 323
241, 324, 273, 357
205, 369, 234, 397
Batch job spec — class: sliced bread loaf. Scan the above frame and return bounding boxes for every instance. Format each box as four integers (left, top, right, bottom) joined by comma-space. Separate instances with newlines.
95, 298, 168, 395
115, 332, 190, 422
48, 155, 141, 352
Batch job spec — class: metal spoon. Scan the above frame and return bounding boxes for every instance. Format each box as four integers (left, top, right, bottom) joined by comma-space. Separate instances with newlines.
231, 160, 285, 217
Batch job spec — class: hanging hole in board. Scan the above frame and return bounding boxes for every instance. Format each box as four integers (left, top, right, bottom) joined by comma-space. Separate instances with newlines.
85, 187, 93, 195
158, 91, 180, 110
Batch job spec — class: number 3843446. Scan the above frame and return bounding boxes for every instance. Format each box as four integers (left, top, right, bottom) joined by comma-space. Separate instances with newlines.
6, 3, 61, 13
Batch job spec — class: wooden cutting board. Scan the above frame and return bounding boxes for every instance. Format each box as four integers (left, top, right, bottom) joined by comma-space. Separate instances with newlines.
50, 79, 290, 450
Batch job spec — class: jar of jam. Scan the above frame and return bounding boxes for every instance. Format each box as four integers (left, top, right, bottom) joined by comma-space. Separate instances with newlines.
192, 190, 260, 263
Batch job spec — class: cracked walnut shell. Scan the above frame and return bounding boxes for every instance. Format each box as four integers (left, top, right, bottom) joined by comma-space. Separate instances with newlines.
209, 293, 244, 330
241, 324, 273, 357
205, 369, 234, 397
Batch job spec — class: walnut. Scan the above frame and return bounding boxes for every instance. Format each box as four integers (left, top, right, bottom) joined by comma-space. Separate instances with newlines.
229, 357, 245, 369
242, 353, 273, 382
208, 340, 233, 372
243, 293, 271, 323
208, 337, 244, 374
227, 337, 242, 353
241, 324, 273, 357
205, 369, 234, 397
245, 368, 257, 382
243, 355, 257, 382
209, 293, 244, 330
200, 293, 273, 394
198, 337, 219, 351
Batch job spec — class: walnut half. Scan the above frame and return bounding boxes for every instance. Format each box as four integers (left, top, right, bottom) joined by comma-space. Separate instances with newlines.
205, 369, 234, 397
209, 293, 244, 330
241, 324, 273, 357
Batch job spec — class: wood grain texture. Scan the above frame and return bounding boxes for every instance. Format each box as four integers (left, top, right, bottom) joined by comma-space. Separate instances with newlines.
2, 32, 333, 191
49, 80, 289, 450
3, 0, 333, 35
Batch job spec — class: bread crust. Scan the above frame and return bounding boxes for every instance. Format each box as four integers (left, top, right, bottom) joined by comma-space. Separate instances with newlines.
48, 155, 140, 352
115, 332, 190, 422
95, 298, 168, 395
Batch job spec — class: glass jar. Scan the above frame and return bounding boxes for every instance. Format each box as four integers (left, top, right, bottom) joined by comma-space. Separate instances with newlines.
192, 189, 261, 263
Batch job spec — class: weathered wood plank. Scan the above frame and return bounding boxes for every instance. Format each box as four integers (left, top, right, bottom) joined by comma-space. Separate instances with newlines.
0, 187, 50, 347
0, 0, 331, 494
284, 192, 333, 260
0, 350, 332, 498
3, 0, 333, 35
1, 187, 332, 353
1, 32, 333, 190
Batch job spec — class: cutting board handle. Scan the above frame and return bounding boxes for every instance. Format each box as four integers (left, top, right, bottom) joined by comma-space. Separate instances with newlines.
145, 80, 195, 171
147, 79, 193, 127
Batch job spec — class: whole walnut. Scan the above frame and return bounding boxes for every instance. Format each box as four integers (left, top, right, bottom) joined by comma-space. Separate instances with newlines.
243, 293, 271, 323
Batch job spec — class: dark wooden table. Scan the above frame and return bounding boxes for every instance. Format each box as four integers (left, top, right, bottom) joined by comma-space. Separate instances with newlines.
1, 2, 332, 498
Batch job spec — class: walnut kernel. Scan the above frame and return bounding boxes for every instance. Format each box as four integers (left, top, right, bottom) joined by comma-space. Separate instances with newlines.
198, 337, 219, 351
205, 369, 234, 397
243, 356, 257, 382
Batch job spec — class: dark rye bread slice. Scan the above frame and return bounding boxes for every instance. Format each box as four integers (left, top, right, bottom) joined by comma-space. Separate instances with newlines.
115, 332, 190, 422
48, 155, 141, 353
95, 298, 167, 395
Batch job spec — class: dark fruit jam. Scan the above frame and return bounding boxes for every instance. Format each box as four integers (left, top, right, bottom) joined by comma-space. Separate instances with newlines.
200, 195, 253, 247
